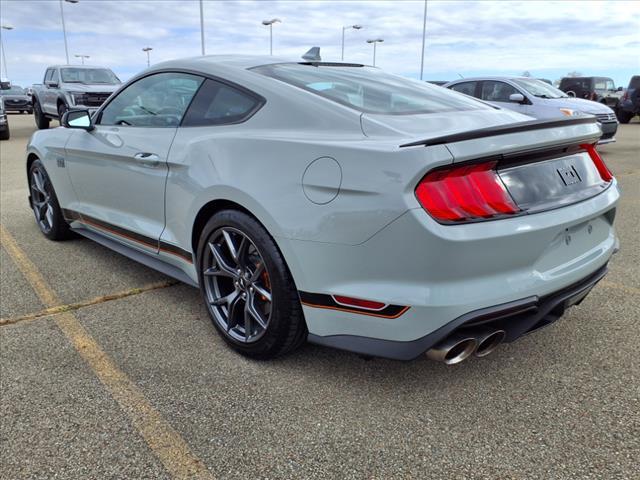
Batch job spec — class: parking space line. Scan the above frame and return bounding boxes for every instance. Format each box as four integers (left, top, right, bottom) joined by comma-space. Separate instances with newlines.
0, 225, 214, 480
0, 280, 178, 326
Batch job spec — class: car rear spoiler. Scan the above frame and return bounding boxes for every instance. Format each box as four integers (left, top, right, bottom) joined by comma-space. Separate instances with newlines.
399, 116, 598, 148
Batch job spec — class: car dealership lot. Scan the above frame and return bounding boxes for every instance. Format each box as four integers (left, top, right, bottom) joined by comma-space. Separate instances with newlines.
1, 114, 638, 478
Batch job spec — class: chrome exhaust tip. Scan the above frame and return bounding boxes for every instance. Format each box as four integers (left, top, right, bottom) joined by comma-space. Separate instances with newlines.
473, 329, 506, 357
426, 334, 477, 365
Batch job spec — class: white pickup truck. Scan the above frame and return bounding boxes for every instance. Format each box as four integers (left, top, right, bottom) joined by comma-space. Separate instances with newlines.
31, 65, 121, 129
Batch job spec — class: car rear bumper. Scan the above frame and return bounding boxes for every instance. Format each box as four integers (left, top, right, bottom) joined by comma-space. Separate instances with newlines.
308, 263, 609, 360
287, 181, 620, 358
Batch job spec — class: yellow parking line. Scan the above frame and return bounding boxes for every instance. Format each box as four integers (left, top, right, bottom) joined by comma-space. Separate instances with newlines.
0, 225, 214, 480
0, 280, 178, 326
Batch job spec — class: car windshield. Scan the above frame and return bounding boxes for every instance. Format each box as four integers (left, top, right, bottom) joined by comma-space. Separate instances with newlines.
512, 78, 568, 99
253, 63, 490, 115
0, 86, 25, 95
60, 68, 121, 84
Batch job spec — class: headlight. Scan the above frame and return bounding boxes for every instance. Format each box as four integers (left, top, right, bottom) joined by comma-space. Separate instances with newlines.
69, 92, 87, 105
559, 108, 581, 116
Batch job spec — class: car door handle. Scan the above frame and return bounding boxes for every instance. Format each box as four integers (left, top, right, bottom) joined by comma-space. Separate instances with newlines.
134, 152, 160, 167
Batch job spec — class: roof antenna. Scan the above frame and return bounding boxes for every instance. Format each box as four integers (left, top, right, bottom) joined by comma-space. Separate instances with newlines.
302, 47, 321, 62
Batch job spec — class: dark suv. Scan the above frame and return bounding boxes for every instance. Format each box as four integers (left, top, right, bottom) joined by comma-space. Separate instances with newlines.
558, 76, 622, 108
617, 75, 640, 124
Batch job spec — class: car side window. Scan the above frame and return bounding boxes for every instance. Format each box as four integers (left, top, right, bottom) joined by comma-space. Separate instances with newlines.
605, 80, 614, 91
182, 79, 261, 126
594, 79, 606, 90
450, 82, 477, 97
99, 72, 203, 127
481, 81, 518, 102
44, 69, 54, 82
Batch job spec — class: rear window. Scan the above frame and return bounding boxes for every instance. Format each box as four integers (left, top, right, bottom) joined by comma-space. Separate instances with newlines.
253, 63, 489, 115
629, 76, 640, 89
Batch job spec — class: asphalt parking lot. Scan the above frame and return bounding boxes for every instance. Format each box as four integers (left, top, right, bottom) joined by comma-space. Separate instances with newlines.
1, 113, 638, 479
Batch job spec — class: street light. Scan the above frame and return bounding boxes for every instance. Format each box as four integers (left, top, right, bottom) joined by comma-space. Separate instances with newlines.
0, 24, 14, 79
261, 18, 281, 56
74, 54, 89, 65
341, 24, 362, 61
366, 38, 384, 67
199, 0, 205, 55
142, 47, 153, 67
60, 0, 79, 64
419, 0, 427, 80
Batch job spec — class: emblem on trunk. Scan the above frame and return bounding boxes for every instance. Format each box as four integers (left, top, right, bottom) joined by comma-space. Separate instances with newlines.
557, 165, 582, 186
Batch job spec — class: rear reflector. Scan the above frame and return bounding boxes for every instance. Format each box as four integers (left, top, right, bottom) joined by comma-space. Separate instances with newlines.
580, 143, 613, 182
415, 161, 519, 222
332, 295, 386, 311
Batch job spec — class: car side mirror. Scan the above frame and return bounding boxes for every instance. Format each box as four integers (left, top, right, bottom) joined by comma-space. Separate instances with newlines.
45, 81, 59, 88
62, 109, 94, 131
617, 86, 623, 91
509, 93, 525, 103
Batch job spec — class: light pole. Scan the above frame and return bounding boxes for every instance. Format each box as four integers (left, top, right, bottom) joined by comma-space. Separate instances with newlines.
74, 54, 89, 65
341, 24, 362, 61
60, 0, 79, 64
0, 24, 13, 79
420, 0, 427, 80
366, 38, 384, 67
142, 47, 153, 67
261, 18, 281, 56
199, 0, 205, 55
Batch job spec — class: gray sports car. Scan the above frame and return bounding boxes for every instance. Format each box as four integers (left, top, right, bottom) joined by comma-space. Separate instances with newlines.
26, 55, 620, 363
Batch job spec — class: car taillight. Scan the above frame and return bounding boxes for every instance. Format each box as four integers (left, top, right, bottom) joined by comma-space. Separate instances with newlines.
581, 143, 613, 182
415, 161, 520, 222
333, 295, 386, 311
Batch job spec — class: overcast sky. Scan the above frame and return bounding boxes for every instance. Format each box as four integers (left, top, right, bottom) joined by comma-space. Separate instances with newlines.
1, 0, 639, 88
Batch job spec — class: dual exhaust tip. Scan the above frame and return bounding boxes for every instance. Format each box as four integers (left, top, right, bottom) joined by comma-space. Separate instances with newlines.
426, 329, 506, 365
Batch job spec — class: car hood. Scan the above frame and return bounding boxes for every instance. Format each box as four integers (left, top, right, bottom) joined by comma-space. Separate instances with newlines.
360, 108, 530, 139
60, 83, 120, 93
1, 94, 30, 101
536, 97, 615, 114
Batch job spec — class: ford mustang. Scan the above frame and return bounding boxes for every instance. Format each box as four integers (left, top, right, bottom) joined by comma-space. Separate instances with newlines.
26, 55, 620, 363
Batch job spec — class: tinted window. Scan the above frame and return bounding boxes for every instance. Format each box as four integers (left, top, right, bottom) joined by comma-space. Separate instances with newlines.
253, 63, 489, 114
560, 78, 590, 92
449, 82, 477, 97
182, 79, 260, 126
481, 81, 518, 102
629, 76, 640, 89
99, 73, 203, 127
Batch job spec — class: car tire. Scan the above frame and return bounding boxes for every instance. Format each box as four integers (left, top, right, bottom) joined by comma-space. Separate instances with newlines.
28, 159, 73, 241
57, 102, 67, 122
197, 210, 307, 359
0, 125, 9, 141
33, 99, 50, 130
616, 110, 634, 124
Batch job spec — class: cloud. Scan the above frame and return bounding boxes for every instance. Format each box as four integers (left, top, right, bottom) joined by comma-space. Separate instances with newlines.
0, 0, 638, 87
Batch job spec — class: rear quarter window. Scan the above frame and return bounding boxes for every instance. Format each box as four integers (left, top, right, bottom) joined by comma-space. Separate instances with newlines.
182, 79, 262, 126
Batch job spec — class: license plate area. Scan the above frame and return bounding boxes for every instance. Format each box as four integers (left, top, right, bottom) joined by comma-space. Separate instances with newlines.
498, 153, 609, 213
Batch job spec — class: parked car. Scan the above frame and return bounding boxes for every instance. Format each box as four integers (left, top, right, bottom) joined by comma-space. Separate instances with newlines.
558, 76, 623, 108
0, 85, 33, 114
616, 75, 640, 124
0, 99, 9, 140
31, 65, 121, 129
444, 77, 619, 144
26, 55, 619, 363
